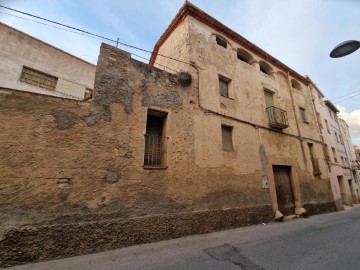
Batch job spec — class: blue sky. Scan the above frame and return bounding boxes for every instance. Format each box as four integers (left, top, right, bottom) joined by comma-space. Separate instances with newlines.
1, 0, 359, 144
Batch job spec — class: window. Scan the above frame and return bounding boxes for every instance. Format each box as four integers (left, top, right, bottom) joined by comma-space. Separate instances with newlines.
221, 125, 233, 151
20, 66, 58, 91
325, 119, 330, 133
259, 61, 273, 75
291, 79, 302, 90
316, 113, 322, 133
341, 156, 345, 166
237, 48, 253, 64
299, 107, 307, 122
144, 110, 167, 168
335, 132, 339, 142
324, 144, 330, 160
308, 143, 320, 175
216, 36, 227, 48
339, 134, 343, 144
329, 109, 333, 118
332, 147, 338, 163
219, 75, 230, 97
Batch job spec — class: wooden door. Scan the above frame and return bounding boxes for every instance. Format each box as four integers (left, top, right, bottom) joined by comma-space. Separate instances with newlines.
273, 165, 295, 215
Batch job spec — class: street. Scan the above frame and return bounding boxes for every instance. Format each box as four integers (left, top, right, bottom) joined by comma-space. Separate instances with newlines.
6, 206, 360, 270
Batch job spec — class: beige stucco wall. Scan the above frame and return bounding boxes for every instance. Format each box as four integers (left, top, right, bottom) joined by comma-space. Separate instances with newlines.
339, 119, 359, 203
0, 23, 95, 99
310, 85, 355, 209
154, 15, 334, 215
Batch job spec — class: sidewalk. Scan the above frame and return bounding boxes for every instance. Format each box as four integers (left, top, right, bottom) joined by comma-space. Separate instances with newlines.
5, 206, 360, 270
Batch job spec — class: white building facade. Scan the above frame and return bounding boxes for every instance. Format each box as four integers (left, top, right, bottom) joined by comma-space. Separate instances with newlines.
0, 23, 95, 100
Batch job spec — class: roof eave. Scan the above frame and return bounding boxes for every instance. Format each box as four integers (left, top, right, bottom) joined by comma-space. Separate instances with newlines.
150, 1, 309, 86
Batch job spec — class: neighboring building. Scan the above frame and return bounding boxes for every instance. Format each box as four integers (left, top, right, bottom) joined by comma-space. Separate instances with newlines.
0, 22, 95, 100
150, 1, 334, 218
339, 119, 360, 203
308, 76, 357, 209
355, 145, 360, 161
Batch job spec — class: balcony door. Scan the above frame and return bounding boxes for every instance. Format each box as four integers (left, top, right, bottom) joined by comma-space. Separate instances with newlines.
264, 91, 274, 122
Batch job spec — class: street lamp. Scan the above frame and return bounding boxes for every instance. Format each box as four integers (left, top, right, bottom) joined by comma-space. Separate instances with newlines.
330, 40, 360, 58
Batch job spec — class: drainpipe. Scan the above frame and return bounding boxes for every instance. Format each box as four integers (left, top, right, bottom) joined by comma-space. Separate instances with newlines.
286, 70, 308, 169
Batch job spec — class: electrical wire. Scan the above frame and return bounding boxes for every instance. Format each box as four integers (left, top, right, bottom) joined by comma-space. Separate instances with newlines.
131, 53, 180, 73
1, 5, 357, 105
0, 5, 197, 68
329, 89, 360, 101
0, 11, 110, 42
0, 10, 182, 73
333, 92, 360, 104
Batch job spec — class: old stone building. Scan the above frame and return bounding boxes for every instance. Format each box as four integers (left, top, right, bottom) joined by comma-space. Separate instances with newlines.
0, 2, 341, 267
150, 2, 335, 217
0, 22, 95, 100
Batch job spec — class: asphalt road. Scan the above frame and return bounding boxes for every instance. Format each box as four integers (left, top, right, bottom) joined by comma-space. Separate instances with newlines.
6, 205, 360, 270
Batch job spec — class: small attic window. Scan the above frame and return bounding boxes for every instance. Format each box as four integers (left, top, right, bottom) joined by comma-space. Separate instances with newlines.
237, 48, 253, 64
259, 61, 273, 75
291, 79, 302, 90
216, 36, 227, 48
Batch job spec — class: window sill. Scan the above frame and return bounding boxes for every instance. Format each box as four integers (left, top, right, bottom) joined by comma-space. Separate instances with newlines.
313, 171, 322, 176
143, 166, 168, 170
302, 120, 310, 124
220, 95, 235, 100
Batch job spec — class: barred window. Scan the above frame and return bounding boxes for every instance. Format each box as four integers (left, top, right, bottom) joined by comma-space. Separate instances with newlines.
20, 66, 58, 91
144, 110, 167, 168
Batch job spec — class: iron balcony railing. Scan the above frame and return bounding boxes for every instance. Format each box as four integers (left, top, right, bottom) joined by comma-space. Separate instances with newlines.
266, 106, 289, 130
144, 135, 167, 167
311, 158, 322, 175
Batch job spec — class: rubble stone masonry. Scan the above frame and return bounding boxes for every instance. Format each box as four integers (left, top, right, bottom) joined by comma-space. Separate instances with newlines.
0, 44, 276, 267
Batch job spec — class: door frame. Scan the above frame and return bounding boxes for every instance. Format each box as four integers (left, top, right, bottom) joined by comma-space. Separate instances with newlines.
266, 156, 303, 214
273, 165, 295, 215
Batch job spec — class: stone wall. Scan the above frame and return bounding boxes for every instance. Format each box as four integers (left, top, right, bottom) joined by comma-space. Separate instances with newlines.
0, 44, 275, 267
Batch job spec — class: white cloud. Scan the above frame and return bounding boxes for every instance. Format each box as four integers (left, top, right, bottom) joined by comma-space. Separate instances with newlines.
337, 106, 360, 145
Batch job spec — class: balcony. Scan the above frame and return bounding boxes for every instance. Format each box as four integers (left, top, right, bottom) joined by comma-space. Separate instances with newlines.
266, 106, 289, 130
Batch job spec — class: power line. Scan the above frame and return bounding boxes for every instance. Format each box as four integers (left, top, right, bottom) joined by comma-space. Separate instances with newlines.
0, 5, 116, 43
0, 10, 185, 73
0, 5, 197, 68
329, 89, 360, 101
131, 53, 180, 73
333, 92, 360, 104
0, 11, 110, 42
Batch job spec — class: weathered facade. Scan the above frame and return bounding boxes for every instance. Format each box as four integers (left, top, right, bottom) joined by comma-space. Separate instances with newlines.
0, 23, 95, 100
309, 78, 358, 210
1, 43, 274, 267
0, 2, 340, 267
338, 119, 360, 203
151, 2, 335, 217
